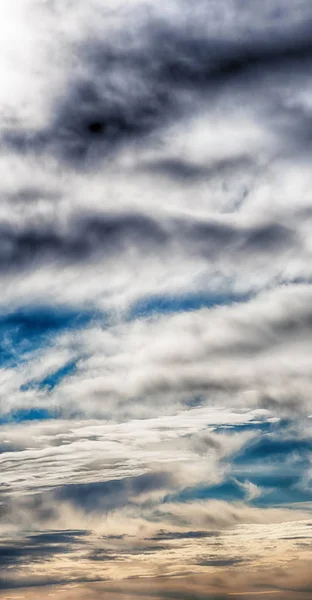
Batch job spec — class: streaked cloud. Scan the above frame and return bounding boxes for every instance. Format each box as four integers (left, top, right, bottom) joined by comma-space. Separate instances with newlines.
1, 0, 312, 597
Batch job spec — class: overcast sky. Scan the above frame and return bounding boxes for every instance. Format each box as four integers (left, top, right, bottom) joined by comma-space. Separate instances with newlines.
0, 1, 312, 598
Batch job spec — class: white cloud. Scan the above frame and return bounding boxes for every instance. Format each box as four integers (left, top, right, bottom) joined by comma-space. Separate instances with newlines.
1, 0, 312, 592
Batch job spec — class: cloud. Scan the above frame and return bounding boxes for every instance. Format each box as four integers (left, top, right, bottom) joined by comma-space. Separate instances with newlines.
55, 471, 174, 511
0, 530, 88, 568
1, 0, 312, 595
23, 285, 312, 417
3, 284, 312, 422
4, 0, 312, 167
147, 530, 219, 541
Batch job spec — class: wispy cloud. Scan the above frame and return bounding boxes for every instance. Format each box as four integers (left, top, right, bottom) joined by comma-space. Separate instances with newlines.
1, 0, 312, 597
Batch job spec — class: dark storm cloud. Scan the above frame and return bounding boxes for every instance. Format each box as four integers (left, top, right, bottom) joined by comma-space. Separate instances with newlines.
4, 1, 312, 166
0, 213, 167, 272
3, 79, 172, 166
0, 211, 295, 273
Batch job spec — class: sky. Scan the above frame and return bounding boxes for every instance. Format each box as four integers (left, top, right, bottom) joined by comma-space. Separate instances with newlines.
0, 0, 312, 598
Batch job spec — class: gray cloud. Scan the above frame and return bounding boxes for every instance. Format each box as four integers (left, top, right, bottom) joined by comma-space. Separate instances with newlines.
56, 471, 174, 511
147, 530, 220, 541
0, 210, 296, 275
0, 530, 88, 568
3, 0, 312, 167
1, 0, 312, 594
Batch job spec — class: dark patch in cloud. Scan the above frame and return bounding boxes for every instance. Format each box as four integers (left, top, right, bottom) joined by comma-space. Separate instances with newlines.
281, 536, 311, 541
187, 431, 224, 455
259, 393, 307, 414
128, 544, 170, 555
26, 529, 90, 544
47, 78, 172, 166
139, 155, 252, 182
86, 549, 119, 562
0, 530, 89, 570
150, 14, 312, 91
0, 575, 105, 591
8, 187, 60, 205
242, 223, 293, 252
0, 492, 57, 525
88, 544, 170, 561
0, 442, 23, 454
56, 471, 173, 511
213, 421, 274, 435
147, 530, 219, 541
4, 2, 312, 166
182, 219, 295, 261
196, 557, 246, 567
0, 541, 70, 568
3, 74, 172, 166
0, 213, 168, 273
0, 211, 295, 278
102, 534, 128, 540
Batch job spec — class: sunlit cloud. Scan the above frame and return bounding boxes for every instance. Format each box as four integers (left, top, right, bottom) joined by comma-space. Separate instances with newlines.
1, 0, 312, 597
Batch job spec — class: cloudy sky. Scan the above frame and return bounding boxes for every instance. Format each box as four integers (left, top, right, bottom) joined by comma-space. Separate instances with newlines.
1, 1, 312, 598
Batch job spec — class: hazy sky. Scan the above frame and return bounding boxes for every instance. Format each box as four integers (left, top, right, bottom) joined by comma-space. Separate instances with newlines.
0, 1, 312, 598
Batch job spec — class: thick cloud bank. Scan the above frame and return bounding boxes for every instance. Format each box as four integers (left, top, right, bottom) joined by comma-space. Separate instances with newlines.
0, 1, 312, 598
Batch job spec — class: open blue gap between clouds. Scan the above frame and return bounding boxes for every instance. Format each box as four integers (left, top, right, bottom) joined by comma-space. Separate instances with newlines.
164, 420, 312, 507
0, 305, 99, 368
0, 306, 99, 424
127, 291, 251, 320
164, 475, 312, 506
0, 407, 54, 425
0, 292, 251, 423
20, 359, 77, 393
0, 291, 249, 371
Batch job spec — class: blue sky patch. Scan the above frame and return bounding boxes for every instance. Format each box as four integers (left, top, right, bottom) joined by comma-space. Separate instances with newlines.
21, 359, 77, 392
164, 420, 312, 508
0, 305, 99, 368
233, 434, 312, 465
127, 291, 251, 320
164, 472, 312, 507
0, 408, 54, 425
164, 479, 246, 504
212, 420, 276, 435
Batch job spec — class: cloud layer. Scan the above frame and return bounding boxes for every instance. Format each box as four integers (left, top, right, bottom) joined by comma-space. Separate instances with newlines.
1, 0, 312, 598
